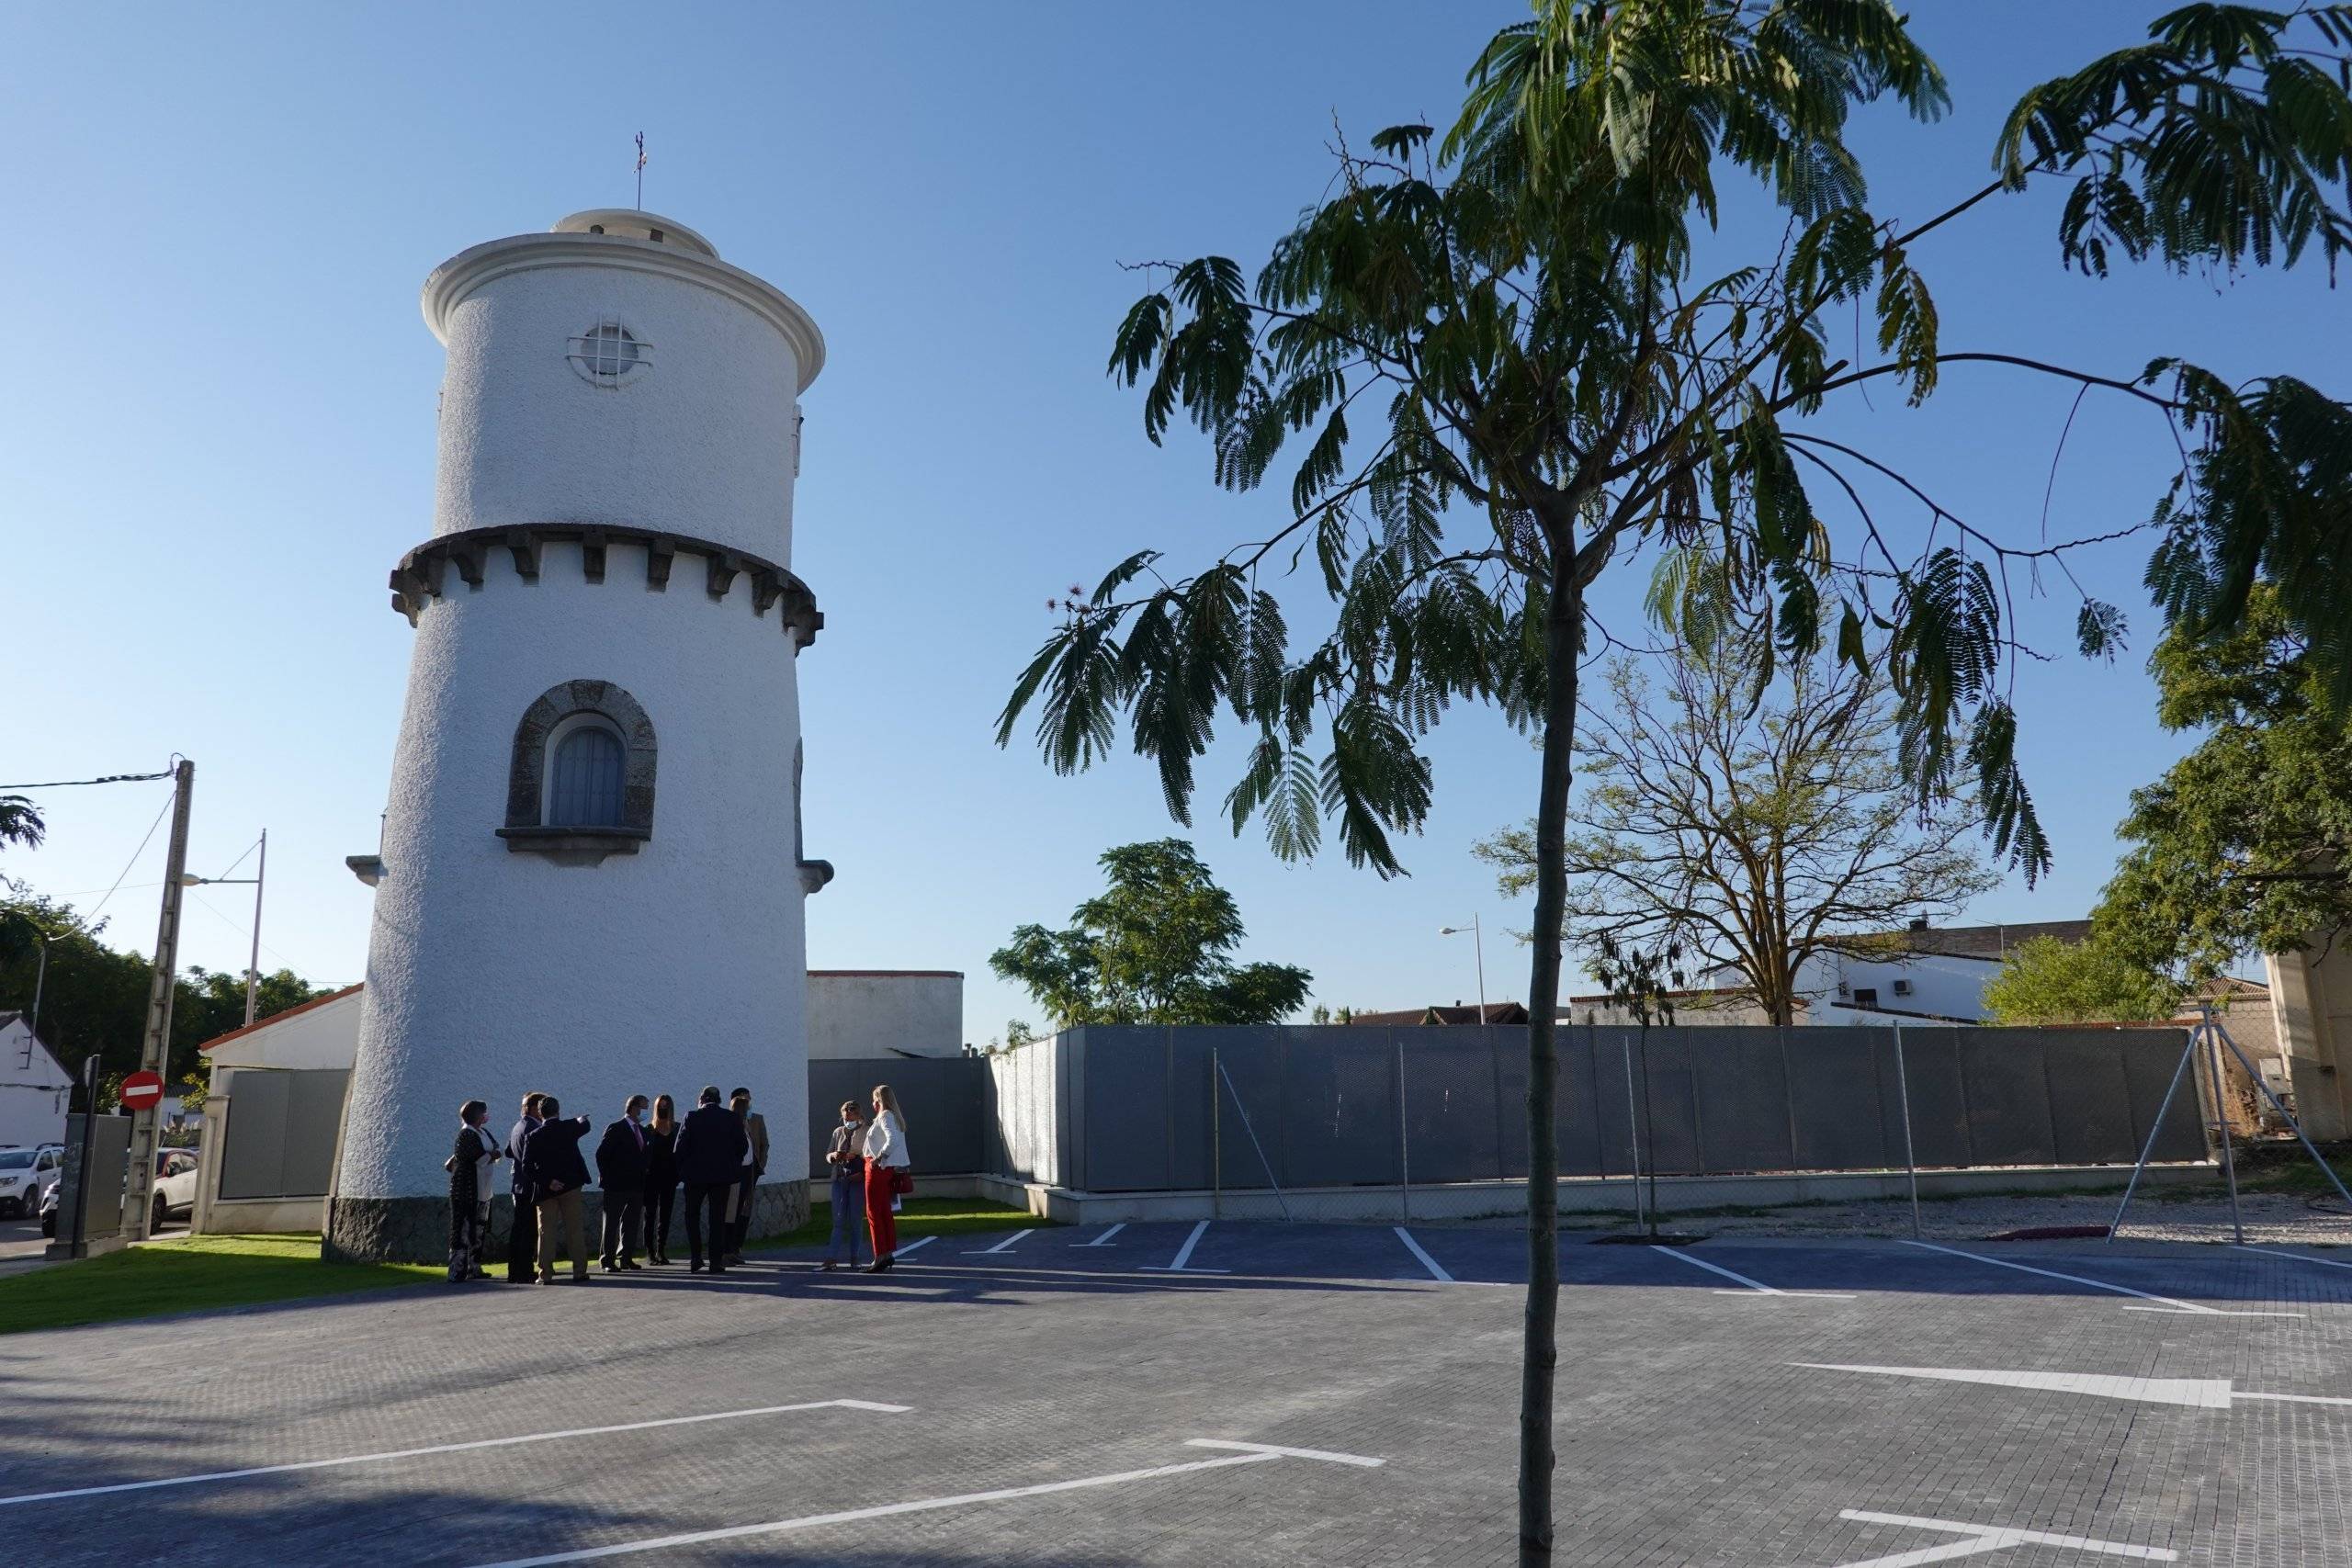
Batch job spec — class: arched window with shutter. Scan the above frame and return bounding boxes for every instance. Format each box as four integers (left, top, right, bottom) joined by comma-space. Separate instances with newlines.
548, 723, 626, 826
498, 680, 657, 865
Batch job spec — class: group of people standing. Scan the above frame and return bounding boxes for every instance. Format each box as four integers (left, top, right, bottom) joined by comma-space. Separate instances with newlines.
445, 1082, 910, 1284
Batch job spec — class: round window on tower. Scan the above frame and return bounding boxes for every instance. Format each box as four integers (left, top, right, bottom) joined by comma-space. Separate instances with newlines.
567, 321, 650, 387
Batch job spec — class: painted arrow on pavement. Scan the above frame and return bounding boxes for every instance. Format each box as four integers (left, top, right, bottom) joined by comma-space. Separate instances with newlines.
1799, 1363, 2352, 1411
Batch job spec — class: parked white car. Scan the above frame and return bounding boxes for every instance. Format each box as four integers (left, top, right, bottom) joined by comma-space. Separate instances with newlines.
0, 1145, 63, 1220
149, 1147, 200, 1232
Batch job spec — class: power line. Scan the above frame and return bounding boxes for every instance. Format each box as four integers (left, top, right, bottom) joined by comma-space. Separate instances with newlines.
0, 768, 175, 791
85, 787, 176, 928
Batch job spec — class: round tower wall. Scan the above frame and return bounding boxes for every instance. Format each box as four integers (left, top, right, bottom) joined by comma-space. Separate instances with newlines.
430, 249, 803, 567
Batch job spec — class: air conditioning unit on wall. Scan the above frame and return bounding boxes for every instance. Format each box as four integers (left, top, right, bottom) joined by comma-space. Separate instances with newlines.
1892, 978, 1913, 997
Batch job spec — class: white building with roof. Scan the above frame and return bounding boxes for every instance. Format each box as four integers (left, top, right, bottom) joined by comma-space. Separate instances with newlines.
0, 1011, 73, 1152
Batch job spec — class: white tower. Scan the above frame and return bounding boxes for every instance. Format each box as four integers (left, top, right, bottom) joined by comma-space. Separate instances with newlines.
328, 209, 828, 1262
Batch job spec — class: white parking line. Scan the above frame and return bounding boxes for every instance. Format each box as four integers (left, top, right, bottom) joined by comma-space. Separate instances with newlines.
2231, 1243, 2352, 1273
1393, 1227, 1454, 1283
462, 1438, 1383, 1567
1650, 1246, 1856, 1299
1900, 1240, 2301, 1318
1139, 1220, 1228, 1274
964, 1229, 1035, 1255
1073, 1223, 1125, 1247
0, 1400, 912, 1508
1834, 1508, 2176, 1566
891, 1235, 938, 1258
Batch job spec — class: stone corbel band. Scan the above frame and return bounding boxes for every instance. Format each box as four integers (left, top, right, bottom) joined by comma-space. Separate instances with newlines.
389, 522, 823, 647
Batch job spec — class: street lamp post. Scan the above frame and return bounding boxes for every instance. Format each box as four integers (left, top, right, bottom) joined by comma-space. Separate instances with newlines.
29, 931, 65, 1039
1438, 914, 1488, 1020
181, 829, 266, 1026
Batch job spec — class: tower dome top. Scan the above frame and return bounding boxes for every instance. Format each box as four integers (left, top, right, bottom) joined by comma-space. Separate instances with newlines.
551, 209, 718, 259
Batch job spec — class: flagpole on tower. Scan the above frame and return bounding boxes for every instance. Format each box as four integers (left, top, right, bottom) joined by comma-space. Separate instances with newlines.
635, 132, 646, 209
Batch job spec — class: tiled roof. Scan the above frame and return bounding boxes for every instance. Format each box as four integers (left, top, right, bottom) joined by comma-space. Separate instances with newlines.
1345, 1003, 1530, 1026
1849, 919, 2094, 961
197, 983, 365, 1054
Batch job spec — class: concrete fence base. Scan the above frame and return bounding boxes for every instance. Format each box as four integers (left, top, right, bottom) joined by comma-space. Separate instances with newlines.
973, 1161, 2219, 1226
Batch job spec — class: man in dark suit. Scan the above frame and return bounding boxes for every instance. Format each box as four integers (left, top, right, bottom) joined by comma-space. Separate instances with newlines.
594, 1095, 650, 1272
503, 1092, 546, 1284
522, 1097, 595, 1284
673, 1083, 748, 1274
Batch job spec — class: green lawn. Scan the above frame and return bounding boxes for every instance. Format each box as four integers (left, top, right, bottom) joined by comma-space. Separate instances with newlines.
0, 1198, 1044, 1337
0, 1234, 441, 1337
750, 1195, 1045, 1253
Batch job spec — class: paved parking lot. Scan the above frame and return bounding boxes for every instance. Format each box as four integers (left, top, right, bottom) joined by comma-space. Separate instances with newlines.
2, 1219, 2346, 1565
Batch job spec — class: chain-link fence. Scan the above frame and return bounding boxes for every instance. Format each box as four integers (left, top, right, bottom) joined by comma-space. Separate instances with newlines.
992, 1021, 2207, 1224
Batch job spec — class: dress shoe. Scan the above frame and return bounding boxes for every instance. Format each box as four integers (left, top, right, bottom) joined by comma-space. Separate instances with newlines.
689, 1259, 704, 1273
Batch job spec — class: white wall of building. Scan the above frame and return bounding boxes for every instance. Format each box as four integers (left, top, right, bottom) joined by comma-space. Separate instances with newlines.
807, 972, 964, 1059
1694, 948, 2001, 1022
0, 1015, 72, 1149
204, 986, 367, 1071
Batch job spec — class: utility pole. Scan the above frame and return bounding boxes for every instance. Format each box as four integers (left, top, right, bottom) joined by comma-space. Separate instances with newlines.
244, 829, 266, 1025
124, 758, 194, 1242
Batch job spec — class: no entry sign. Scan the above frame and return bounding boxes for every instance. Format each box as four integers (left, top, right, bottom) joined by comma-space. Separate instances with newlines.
119, 1070, 165, 1112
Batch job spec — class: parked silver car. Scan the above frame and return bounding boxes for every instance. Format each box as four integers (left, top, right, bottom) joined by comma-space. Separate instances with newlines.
0, 1145, 63, 1220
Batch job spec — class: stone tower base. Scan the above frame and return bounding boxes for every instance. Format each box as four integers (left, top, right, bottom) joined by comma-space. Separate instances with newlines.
323, 1179, 811, 1267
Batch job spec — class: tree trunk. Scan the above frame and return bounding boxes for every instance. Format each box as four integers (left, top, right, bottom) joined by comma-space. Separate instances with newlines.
1519, 557, 1582, 1565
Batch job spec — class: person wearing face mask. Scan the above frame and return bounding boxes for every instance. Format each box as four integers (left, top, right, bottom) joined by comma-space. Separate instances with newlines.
820, 1100, 866, 1272
594, 1094, 651, 1272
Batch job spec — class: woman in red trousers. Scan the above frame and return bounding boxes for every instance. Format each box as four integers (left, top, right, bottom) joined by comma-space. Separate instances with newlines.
861, 1083, 910, 1273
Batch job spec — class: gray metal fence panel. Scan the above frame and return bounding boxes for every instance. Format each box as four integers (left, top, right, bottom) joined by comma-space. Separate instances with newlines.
1067, 1026, 1177, 1191
1787, 1029, 1894, 1170
1615, 1029, 1705, 1177
1274, 1031, 1399, 1188
2116, 1026, 2205, 1162
220, 1071, 292, 1201
1956, 1032, 2060, 1168
2042, 1035, 2139, 1166
280, 1069, 350, 1196
1396, 1029, 1505, 1184
1690, 1030, 1797, 1174
806, 1057, 988, 1179
981, 1021, 2206, 1192
1891, 1029, 1974, 1168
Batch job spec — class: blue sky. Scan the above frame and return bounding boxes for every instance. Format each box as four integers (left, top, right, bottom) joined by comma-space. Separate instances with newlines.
5, 3, 2333, 1040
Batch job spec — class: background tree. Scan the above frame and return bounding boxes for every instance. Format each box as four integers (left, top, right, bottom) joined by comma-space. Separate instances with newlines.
2098, 583, 2352, 984
0, 795, 44, 852
1981, 933, 2182, 1025
0, 886, 327, 1091
1476, 636, 1996, 1024
994, 6, 2352, 1557
990, 840, 1311, 1026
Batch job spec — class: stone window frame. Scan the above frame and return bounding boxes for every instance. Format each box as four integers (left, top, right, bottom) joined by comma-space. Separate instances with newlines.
497, 680, 657, 865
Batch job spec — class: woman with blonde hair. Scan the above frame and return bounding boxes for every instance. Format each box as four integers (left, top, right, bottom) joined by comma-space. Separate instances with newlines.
861, 1084, 911, 1273
642, 1092, 680, 1266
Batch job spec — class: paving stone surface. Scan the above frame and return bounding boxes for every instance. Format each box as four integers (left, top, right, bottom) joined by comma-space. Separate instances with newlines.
2, 1222, 2345, 1566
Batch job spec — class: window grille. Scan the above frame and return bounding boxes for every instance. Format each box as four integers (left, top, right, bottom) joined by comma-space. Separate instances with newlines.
567, 321, 650, 385
548, 726, 626, 827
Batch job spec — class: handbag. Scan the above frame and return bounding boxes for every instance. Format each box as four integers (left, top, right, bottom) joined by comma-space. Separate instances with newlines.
889, 1167, 914, 1197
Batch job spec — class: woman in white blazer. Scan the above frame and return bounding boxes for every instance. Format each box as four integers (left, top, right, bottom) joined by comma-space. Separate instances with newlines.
861, 1084, 911, 1273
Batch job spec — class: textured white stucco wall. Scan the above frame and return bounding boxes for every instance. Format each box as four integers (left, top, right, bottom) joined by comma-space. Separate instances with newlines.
806, 973, 965, 1059
338, 216, 817, 1206
429, 239, 810, 566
